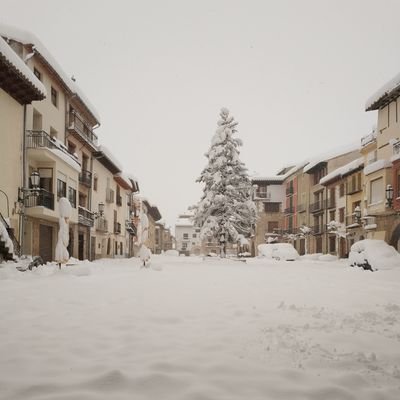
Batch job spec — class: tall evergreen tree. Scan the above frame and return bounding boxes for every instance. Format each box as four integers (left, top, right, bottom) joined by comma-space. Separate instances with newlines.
193, 108, 257, 256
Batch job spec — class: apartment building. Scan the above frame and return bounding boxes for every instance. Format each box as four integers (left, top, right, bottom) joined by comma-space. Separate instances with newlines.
0, 24, 144, 262
175, 212, 202, 255
251, 175, 285, 251
0, 35, 46, 258
360, 76, 400, 250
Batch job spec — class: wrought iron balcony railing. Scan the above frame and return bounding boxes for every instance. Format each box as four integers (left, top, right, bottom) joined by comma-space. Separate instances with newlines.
309, 201, 323, 213
24, 189, 54, 210
26, 130, 80, 165
79, 170, 92, 188
68, 111, 98, 149
78, 206, 94, 227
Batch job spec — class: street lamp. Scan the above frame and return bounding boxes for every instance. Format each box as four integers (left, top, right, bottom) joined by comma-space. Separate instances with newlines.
94, 202, 105, 218
386, 184, 394, 208
18, 171, 41, 205
354, 205, 361, 224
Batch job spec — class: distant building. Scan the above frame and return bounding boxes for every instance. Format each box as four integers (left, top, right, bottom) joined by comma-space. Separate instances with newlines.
175, 212, 201, 255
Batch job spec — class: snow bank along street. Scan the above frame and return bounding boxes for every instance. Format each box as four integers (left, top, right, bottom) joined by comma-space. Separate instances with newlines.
1, 256, 400, 400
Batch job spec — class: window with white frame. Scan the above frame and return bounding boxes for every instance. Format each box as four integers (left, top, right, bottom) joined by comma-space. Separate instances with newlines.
370, 177, 383, 204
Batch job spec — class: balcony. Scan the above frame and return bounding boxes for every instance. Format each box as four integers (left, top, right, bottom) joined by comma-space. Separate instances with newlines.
309, 201, 323, 213
68, 111, 98, 151
255, 191, 271, 201
114, 222, 121, 234
106, 188, 114, 203
78, 206, 94, 227
26, 130, 80, 166
284, 205, 295, 214
24, 189, 54, 210
116, 195, 122, 207
361, 131, 377, 147
347, 182, 362, 195
345, 214, 360, 228
79, 169, 92, 188
297, 203, 306, 213
325, 198, 336, 209
311, 225, 324, 235
286, 186, 294, 196
125, 220, 136, 235
96, 218, 108, 232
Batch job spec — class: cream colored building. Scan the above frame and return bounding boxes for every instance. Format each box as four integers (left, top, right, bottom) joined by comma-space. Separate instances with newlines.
0, 35, 46, 259
1, 24, 143, 262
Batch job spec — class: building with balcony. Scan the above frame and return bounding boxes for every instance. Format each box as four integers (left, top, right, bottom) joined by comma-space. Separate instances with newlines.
175, 212, 202, 255
365, 73, 400, 250
303, 146, 361, 254
0, 35, 46, 258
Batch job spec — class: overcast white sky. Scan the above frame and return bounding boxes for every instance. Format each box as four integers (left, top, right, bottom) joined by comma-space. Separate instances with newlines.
2, 0, 400, 228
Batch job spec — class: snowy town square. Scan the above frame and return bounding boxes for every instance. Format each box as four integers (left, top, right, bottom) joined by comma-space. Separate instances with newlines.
2, 1, 400, 400
1, 256, 400, 400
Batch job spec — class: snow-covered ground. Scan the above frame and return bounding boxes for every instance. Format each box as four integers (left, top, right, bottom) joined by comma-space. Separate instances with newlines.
1, 256, 400, 400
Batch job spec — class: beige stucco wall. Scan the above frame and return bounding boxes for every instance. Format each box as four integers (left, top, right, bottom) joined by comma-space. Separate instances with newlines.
0, 88, 23, 234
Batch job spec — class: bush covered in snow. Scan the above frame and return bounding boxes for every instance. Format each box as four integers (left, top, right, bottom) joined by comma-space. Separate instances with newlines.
258, 243, 300, 261
349, 239, 400, 271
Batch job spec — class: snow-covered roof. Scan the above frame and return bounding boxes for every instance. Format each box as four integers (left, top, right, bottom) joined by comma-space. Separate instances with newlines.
252, 161, 309, 183
363, 159, 392, 176
0, 22, 100, 124
114, 172, 133, 191
0, 35, 46, 100
93, 145, 122, 174
303, 142, 360, 173
366, 71, 400, 111
320, 157, 364, 185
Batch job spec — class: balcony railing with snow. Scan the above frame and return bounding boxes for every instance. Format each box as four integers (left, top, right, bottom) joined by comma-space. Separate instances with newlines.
255, 191, 271, 200
393, 140, 400, 156
361, 131, 377, 147
68, 111, 98, 149
26, 130, 80, 165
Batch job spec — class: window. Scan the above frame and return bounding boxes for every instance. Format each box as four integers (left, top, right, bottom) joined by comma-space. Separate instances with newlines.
33, 67, 41, 81
51, 86, 58, 107
370, 177, 383, 204
182, 242, 187, 250
339, 183, 345, 197
192, 233, 197, 238
329, 236, 336, 253
93, 176, 98, 191
339, 207, 345, 223
68, 187, 76, 208
120, 242, 123, 256
79, 192, 87, 208
267, 221, 279, 233
37, 168, 52, 192
195, 229, 201, 233
264, 202, 280, 213
183, 233, 189, 240
329, 210, 335, 222
57, 178, 66, 198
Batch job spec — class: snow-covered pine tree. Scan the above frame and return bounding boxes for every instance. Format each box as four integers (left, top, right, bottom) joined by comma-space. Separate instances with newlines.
193, 107, 257, 256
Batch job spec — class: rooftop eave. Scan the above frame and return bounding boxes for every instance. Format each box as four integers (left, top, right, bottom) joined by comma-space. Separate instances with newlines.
93, 151, 122, 174
304, 161, 327, 174
0, 54, 45, 104
366, 86, 400, 111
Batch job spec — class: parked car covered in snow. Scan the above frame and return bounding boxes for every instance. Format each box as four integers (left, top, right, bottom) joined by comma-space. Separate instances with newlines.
258, 243, 300, 261
349, 239, 400, 271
